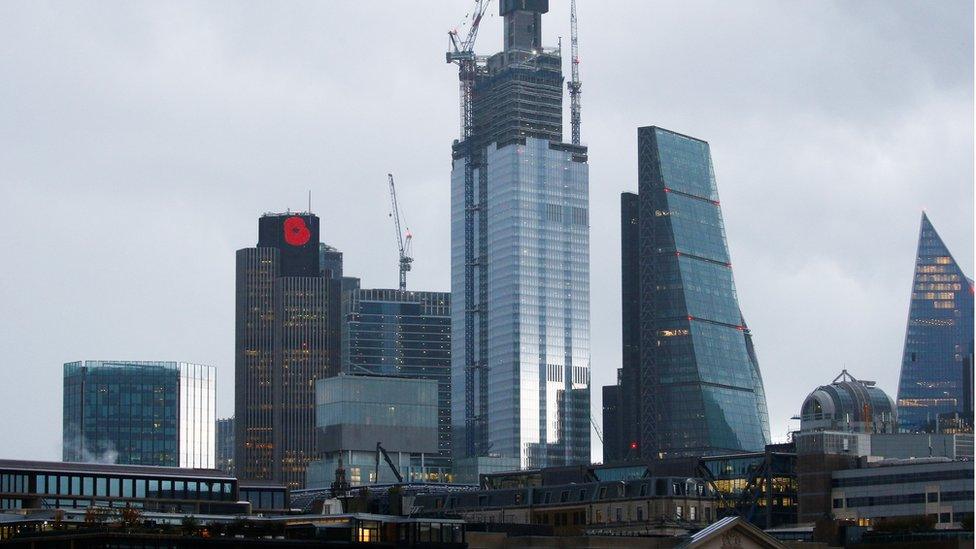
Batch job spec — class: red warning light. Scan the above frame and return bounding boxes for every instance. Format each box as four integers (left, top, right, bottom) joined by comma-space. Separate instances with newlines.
629, 441, 638, 450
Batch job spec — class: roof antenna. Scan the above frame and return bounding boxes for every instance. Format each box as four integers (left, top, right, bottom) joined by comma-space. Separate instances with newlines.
308, 190, 312, 213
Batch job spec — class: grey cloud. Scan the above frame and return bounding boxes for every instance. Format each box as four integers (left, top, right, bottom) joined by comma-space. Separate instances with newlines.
0, 1, 970, 461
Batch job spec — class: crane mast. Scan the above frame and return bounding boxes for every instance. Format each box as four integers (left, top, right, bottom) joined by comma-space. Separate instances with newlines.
569, 0, 582, 145
446, 0, 492, 459
387, 173, 412, 292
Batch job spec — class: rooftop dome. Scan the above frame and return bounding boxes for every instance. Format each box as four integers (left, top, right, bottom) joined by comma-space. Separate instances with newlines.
800, 370, 897, 434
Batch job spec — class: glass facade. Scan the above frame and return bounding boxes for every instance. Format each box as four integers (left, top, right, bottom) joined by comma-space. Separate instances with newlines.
343, 288, 452, 476
215, 417, 234, 474
0, 460, 239, 514
450, 4, 590, 471
62, 361, 215, 468
896, 213, 975, 432
451, 137, 591, 469
635, 126, 770, 458
307, 375, 442, 486
315, 375, 438, 431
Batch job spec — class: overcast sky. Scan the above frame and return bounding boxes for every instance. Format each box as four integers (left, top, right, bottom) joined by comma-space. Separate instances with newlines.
0, 1, 972, 462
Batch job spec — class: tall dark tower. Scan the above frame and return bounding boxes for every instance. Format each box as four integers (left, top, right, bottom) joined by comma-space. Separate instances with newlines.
236, 212, 341, 488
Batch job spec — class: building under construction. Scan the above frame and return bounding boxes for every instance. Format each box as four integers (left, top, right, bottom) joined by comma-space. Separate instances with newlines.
448, 0, 591, 478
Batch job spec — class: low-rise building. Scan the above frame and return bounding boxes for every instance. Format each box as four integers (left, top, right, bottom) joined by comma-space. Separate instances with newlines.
830, 457, 973, 529
305, 374, 442, 487
0, 459, 243, 514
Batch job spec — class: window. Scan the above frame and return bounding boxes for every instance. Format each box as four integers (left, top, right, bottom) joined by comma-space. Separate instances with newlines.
690, 506, 697, 521
615, 508, 623, 522
96, 477, 106, 497
927, 492, 939, 503
940, 513, 951, 523
833, 498, 844, 509
122, 478, 133, 498
560, 490, 569, 503
636, 507, 644, 521
83, 477, 93, 496
109, 478, 119, 497
676, 505, 683, 519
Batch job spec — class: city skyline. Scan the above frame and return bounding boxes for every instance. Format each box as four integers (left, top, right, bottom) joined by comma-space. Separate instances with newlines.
0, 1, 972, 462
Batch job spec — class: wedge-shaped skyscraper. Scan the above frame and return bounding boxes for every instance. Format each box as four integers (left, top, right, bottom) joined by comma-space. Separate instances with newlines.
896, 213, 975, 433
633, 126, 770, 458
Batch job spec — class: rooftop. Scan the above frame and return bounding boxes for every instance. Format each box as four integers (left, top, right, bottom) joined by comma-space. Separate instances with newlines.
0, 459, 235, 480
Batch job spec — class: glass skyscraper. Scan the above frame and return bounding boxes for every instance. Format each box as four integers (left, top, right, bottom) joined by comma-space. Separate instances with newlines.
628, 126, 770, 458
450, 0, 590, 471
896, 213, 975, 433
215, 417, 234, 475
342, 286, 453, 481
63, 360, 215, 468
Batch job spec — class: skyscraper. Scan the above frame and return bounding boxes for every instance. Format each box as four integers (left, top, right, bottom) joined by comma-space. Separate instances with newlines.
896, 213, 975, 433
235, 212, 341, 488
629, 126, 770, 458
342, 285, 453, 481
63, 360, 215, 468
215, 417, 234, 475
450, 0, 591, 471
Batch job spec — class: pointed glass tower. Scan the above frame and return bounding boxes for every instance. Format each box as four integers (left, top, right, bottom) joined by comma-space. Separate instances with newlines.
896, 213, 975, 433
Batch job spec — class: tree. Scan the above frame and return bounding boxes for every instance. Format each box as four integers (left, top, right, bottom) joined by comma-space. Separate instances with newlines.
118, 506, 143, 532
181, 515, 201, 537
84, 507, 114, 528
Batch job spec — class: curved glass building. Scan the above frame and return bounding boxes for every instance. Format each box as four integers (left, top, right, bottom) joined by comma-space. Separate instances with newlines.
634, 126, 770, 458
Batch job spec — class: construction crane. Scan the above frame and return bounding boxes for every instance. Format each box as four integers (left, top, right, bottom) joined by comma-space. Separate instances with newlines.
446, 0, 491, 140
387, 173, 413, 292
568, 0, 582, 145
447, 0, 492, 459
374, 442, 404, 484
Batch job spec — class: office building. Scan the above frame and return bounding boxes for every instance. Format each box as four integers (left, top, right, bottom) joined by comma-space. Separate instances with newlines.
342, 286, 452, 479
605, 127, 770, 461
896, 213, 975, 433
62, 361, 215, 468
601, 378, 623, 463
450, 0, 591, 473
235, 212, 342, 488
215, 417, 234, 475
795, 372, 974, 522
831, 458, 973, 529
305, 375, 442, 487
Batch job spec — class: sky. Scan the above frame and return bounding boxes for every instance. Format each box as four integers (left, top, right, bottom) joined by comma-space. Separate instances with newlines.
0, 1, 972, 462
